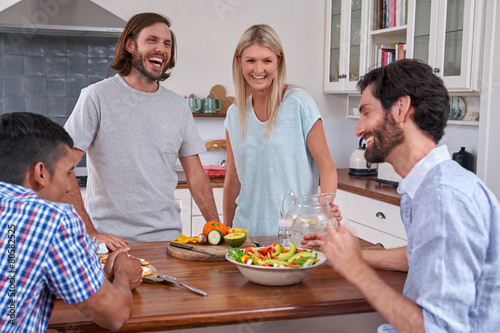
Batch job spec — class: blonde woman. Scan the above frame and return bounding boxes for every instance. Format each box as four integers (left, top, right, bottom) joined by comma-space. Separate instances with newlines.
223, 24, 340, 236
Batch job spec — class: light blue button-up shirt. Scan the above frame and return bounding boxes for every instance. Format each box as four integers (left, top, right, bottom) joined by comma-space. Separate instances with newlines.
378, 145, 500, 332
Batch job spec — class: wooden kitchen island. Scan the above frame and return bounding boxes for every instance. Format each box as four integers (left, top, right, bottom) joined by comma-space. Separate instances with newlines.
47, 237, 406, 332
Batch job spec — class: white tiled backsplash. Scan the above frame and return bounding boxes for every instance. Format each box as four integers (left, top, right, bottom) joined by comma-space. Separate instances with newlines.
193, 118, 227, 167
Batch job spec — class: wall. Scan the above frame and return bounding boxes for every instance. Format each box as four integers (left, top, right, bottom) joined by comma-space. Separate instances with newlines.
0, 0, 479, 171
478, 0, 500, 198
92, 0, 479, 169
0, 33, 117, 125
93, 0, 352, 167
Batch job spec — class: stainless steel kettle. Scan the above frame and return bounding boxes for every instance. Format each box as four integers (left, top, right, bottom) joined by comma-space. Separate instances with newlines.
348, 138, 378, 176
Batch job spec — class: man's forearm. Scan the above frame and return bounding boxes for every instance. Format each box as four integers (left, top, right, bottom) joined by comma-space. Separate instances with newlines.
362, 246, 409, 271
74, 278, 132, 331
189, 173, 220, 222
348, 261, 424, 332
66, 171, 98, 235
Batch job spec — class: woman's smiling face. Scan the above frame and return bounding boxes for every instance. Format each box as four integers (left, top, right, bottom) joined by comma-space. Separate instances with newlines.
238, 42, 280, 93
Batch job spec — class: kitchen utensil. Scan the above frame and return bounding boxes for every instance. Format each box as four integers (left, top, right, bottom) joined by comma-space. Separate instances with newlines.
349, 137, 378, 176
202, 97, 222, 113
169, 242, 215, 256
452, 147, 474, 172
205, 140, 226, 150
158, 273, 208, 296
225, 250, 326, 286
167, 238, 256, 262
251, 240, 265, 247
465, 111, 479, 121
449, 96, 466, 120
209, 84, 235, 115
186, 97, 202, 113
280, 190, 338, 245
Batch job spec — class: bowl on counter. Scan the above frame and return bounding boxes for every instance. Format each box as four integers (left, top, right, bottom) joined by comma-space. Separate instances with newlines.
225, 250, 326, 286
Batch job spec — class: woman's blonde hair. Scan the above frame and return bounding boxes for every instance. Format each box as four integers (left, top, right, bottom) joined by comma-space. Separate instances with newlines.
232, 24, 287, 138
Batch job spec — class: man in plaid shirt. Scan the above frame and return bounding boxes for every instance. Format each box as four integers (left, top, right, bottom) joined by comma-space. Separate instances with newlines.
0, 112, 142, 332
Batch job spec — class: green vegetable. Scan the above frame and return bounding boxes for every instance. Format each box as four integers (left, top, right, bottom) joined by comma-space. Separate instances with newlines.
208, 229, 224, 245
227, 243, 319, 268
227, 247, 245, 263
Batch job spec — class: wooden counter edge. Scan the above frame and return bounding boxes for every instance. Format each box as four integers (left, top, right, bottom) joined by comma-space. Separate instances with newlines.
337, 182, 400, 206
47, 299, 376, 332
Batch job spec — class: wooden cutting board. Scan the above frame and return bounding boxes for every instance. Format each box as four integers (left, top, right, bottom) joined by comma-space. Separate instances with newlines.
166, 239, 255, 262
209, 84, 235, 116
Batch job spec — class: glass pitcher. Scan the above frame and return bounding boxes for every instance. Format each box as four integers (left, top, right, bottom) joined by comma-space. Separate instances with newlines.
280, 190, 338, 245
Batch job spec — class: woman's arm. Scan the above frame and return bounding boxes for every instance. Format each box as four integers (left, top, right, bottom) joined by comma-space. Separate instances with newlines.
222, 130, 241, 228
306, 119, 337, 194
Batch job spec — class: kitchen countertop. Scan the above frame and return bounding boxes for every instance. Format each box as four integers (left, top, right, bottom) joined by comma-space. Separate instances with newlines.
176, 171, 224, 189
337, 169, 401, 206
47, 236, 406, 332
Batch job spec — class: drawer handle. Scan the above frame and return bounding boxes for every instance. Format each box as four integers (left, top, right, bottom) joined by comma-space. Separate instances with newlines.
375, 212, 386, 219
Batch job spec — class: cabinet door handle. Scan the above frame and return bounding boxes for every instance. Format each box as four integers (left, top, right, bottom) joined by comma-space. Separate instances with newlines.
375, 212, 386, 219
433, 68, 440, 74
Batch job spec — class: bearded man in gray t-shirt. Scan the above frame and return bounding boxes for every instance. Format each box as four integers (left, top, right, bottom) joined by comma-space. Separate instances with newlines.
64, 13, 220, 247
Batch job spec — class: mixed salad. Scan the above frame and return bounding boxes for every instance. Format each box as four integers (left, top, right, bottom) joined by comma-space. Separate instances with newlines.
227, 242, 319, 268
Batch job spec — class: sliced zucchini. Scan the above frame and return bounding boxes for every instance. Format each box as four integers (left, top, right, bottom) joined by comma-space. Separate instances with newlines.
207, 230, 224, 245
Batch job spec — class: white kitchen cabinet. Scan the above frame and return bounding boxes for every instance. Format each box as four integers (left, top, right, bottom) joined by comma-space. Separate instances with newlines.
174, 188, 192, 236
338, 189, 407, 248
335, 188, 348, 221
175, 187, 224, 237
192, 187, 224, 236
366, 0, 484, 93
324, 0, 369, 93
406, 0, 484, 92
327, 0, 485, 94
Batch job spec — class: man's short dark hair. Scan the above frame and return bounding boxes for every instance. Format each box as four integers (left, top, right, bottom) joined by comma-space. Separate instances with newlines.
357, 59, 450, 143
0, 112, 74, 185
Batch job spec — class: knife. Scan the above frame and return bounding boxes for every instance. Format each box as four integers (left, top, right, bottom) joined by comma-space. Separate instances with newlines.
158, 273, 208, 296
170, 242, 215, 256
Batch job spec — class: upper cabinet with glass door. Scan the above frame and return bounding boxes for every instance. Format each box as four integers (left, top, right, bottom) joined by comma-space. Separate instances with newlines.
364, 0, 484, 93
324, 0, 369, 93
406, 0, 484, 92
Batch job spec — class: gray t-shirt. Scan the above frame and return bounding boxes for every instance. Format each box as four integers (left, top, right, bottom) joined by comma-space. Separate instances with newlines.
65, 74, 205, 242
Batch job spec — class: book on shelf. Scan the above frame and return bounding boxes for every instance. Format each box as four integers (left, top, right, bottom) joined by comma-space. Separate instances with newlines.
374, 42, 406, 68
395, 42, 406, 60
375, 0, 407, 30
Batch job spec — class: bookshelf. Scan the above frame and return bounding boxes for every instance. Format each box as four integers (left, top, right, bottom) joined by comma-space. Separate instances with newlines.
324, 0, 485, 94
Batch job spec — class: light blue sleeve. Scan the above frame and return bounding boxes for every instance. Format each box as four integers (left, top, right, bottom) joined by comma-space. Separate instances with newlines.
289, 88, 322, 140
408, 183, 487, 332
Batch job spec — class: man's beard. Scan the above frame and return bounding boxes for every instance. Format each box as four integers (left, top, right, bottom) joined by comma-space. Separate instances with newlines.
131, 50, 164, 82
364, 111, 404, 163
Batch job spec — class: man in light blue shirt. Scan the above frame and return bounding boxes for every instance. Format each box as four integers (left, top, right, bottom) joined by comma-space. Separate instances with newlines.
304, 59, 500, 332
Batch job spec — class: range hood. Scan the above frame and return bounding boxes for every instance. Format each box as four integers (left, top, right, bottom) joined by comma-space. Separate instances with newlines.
0, 0, 126, 37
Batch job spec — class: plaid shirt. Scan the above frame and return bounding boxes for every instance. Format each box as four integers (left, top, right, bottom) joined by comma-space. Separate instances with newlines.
0, 182, 105, 333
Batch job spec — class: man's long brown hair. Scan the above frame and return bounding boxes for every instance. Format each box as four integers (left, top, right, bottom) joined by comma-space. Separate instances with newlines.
110, 12, 177, 81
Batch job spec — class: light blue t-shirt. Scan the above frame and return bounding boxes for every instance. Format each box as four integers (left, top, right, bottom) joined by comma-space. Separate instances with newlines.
378, 145, 500, 332
224, 87, 321, 236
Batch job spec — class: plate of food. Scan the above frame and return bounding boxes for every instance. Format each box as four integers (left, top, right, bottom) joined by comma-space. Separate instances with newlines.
225, 242, 326, 286
98, 253, 155, 277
